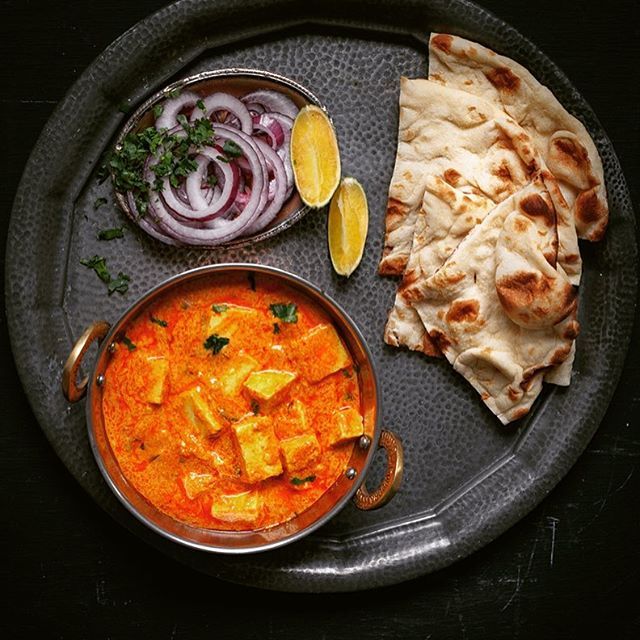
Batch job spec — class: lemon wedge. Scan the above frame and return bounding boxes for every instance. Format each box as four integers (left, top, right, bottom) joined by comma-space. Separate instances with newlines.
290, 105, 341, 208
328, 177, 369, 277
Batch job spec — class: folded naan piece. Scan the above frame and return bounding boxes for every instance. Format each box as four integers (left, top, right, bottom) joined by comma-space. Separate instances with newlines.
406, 179, 579, 423
379, 78, 541, 277
428, 33, 607, 267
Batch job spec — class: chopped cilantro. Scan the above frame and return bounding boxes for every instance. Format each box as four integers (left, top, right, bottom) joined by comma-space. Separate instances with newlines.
207, 175, 218, 187
270, 303, 298, 324
107, 273, 130, 295
204, 334, 229, 355
212, 304, 228, 314
342, 369, 352, 378
121, 335, 136, 351
80, 255, 111, 284
196, 98, 206, 111
94, 197, 108, 210
222, 140, 243, 158
273, 323, 280, 334
291, 475, 316, 486
109, 116, 215, 217
150, 316, 168, 327
153, 104, 164, 119
167, 88, 181, 99
97, 227, 124, 241
251, 399, 260, 415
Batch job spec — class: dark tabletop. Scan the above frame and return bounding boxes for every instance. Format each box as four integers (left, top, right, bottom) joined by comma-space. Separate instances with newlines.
2, 1, 639, 638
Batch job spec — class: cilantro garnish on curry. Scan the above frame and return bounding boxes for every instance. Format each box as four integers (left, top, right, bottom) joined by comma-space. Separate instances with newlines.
101, 273, 365, 530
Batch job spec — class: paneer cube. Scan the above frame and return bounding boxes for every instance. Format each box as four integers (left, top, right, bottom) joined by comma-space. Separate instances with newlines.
326, 407, 364, 446
208, 305, 258, 336
280, 433, 321, 473
243, 370, 297, 400
210, 492, 260, 523
144, 356, 169, 404
181, 387, 224, 436
220, 353, 259, 396
297, 325, 351, 383
231, 417, 283, 483
182, 471, 215, 499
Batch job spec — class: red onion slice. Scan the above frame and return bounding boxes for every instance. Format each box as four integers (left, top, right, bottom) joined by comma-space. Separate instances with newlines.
252, 114, 285, 148
190, 92, 253, 134
160, 150, 240, 222
247, 138, 288, 233
241, 90, 299, 119
155, 92, 200, 130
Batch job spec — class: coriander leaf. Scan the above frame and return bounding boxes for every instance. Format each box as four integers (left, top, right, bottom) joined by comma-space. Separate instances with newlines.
222, 140, 243, 158
207, 175, 218, 187
97, 227, 125, 241
212, 304, 228, 314
204, 334, 229, 355
196, 99, 206, 111
94, 197, 108, 210
167, 88, 181, 99
80, 255, 111, 283
176, 113, 189, 130
216, 154, 231, 164
153, 104, 164, 119
291, 475, 316, 486
342, 369, 352, 378
270, 302, 298, 324
273, 323, 280, 334
251, 399, 260, 415
108, 272, 130, 295
150, 316, 168, 327
121, 335, 136, 351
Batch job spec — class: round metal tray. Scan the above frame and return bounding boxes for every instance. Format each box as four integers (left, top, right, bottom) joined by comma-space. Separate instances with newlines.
5, 0, 637, 592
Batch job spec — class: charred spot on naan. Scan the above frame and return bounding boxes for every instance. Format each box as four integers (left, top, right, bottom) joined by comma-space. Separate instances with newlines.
443, 168, 462, 187
445, 299, 480, 324
428, 329, 453, 352
431, 34, 453, 53
485, 66, 521, 92
519, 193, 555, 228
575, 188, 608, 241
496, 270, 577, 328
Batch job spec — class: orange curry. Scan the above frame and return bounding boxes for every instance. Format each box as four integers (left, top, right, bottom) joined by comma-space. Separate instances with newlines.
102, 272, 363, 530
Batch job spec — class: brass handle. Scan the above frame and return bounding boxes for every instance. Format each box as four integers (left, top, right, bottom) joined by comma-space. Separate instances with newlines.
61, 321, 111, 403
353, 429, 404, 510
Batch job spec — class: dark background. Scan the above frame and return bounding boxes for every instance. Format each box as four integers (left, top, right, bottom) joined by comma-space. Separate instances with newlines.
1, 1, 638, 638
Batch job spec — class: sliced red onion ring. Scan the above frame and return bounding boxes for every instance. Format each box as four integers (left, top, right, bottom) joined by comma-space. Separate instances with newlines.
247, 138, 288, 232
190, 92, 253, 134
160, 149, 240, 222
144, 131, 267, 245
155, 92, 200, 130
126, 192, 183, 246
241, 89, 299, 119
252, 114, 285, 148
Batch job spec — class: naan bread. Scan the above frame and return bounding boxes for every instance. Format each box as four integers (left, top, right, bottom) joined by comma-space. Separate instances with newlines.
429, 32, 607, 257
407, 179, 578, 423
381, 79, 548, 353
379, 78, 541, 277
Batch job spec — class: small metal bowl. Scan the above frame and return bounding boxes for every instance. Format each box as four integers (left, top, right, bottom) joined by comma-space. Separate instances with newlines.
62, 264, 403, 554
113, 68, 324, 249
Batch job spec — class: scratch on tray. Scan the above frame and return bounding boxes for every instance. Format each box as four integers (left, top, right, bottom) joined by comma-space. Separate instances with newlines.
525, 538, 539, 576
457, 612, 468, 640
547, 517, 559, 568
95, 578, 107, 606
500, 565, 522, 612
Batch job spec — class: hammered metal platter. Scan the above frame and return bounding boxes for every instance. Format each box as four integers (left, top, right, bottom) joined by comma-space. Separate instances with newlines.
5, 0, 637, 592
